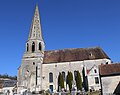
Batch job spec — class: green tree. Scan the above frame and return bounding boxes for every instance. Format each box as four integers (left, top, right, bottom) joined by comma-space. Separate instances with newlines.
58, 72, 64, 91
76, 71, 82, 90
67, 71, 73, 92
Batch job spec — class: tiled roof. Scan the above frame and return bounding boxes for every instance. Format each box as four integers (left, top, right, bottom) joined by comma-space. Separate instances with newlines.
99, 63, 120, 76
0, 80, 17, 88
3, 80, 16, 87
43, 47, 109, 64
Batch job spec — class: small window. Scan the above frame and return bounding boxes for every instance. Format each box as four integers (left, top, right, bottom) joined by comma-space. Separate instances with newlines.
49, 72, 53, 83
62, 72, 65, 81
95, 77, 99, 84
27, 43, 29, 52
94, 69, 97, 73
39, 42, 42, 51
32, 42, 35, 52
33, 62, 35, 65
49, 85, 53, 92
106, 62, 108, 64
89, 52, 92, 56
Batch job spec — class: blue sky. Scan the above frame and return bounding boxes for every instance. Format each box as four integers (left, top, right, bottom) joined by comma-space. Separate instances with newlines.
0, 0, 120, 76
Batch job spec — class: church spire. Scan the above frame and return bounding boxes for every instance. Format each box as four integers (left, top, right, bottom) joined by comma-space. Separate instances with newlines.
28, 4, 43, 40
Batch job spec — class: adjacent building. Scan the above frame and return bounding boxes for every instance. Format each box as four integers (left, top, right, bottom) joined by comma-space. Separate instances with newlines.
86, 64, 101, 91
0, 79, 17, 95
99, 63, 120, 95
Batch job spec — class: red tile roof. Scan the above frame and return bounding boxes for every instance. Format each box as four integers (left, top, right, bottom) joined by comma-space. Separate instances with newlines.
43, 47, 109, 64
99, 63, 120, 76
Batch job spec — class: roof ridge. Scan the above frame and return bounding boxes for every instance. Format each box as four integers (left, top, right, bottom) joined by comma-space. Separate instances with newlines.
45, 46, 101, 52
101, 63, 120, 67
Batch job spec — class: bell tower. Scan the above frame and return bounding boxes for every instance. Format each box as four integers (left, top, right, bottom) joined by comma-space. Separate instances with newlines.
18, 5, 45, 93
25, 5, 45, 55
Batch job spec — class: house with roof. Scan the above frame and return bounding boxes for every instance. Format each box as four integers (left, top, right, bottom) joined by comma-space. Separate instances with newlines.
99, 63, 120, 95
86, 64, 101, 91
0, 79, 17, 95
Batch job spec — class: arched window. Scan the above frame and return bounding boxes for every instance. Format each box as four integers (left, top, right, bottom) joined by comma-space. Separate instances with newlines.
32, 42, 35, 52
27, 43, 29, 52
62, 71, 65, 81
49, 72, 53, 83
39, 42, 42, 51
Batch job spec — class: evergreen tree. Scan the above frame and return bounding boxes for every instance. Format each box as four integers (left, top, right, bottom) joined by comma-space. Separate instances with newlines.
58, 72, 64, 91
67, 71, 73, 92
60, 73, 64, 89
66, 71, 69, 85
76, 71, 82, 90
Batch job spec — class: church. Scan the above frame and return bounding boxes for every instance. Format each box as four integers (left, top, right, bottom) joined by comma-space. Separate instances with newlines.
17, 5, 111, 94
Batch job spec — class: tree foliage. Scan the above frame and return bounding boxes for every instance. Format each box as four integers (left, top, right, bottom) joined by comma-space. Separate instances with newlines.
58, 72, 64, 91
66, 71, 73, 92
75, 71, 82, 90
0, 74, 17, 80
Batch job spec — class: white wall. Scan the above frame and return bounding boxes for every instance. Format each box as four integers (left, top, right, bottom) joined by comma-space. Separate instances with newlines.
42, 61, 83, 92
101, 75, 120, 94
42, 58, 111, 92
87, 65, 101, 91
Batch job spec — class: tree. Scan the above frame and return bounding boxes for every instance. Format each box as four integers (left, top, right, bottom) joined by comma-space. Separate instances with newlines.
0, 74, 17, 80
58, 72, 64, 91
67, 71, 73, 92
75, 71, 82, 90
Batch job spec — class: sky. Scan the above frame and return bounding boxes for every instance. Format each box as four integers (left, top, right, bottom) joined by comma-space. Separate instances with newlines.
0, 0, 120, 76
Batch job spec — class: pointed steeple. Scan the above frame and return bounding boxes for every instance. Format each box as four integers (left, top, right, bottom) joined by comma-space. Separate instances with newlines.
28, 4, 43, 40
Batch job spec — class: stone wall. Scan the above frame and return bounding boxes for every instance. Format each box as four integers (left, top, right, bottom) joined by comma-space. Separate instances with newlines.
41, 58, 110, 92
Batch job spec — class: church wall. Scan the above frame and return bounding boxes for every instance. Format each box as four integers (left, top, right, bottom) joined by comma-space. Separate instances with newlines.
41, 58, 111, 92
18, 57, 42, 92
42, 61, 83, 92
84, 59, 111, 69
42, 59, 110, 90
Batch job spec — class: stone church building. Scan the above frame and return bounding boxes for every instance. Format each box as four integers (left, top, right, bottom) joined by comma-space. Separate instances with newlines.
17, 5, 111, 94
